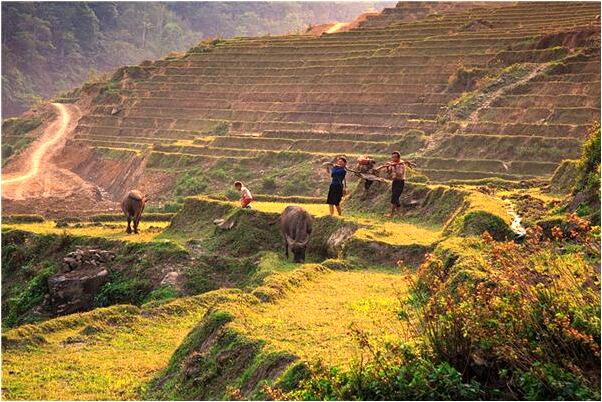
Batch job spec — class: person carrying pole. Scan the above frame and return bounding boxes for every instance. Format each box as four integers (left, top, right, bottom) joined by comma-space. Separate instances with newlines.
325, 156, 348, 216
376, 151, 416, 217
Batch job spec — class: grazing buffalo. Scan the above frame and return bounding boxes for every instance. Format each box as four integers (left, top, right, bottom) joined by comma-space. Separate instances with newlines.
121, 190, 147, 234
279, 206, 312, 263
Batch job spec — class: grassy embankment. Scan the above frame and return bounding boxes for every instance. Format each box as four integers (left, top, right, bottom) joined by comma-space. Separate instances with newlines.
1, 181, 518, 399
2, 262, 408, 400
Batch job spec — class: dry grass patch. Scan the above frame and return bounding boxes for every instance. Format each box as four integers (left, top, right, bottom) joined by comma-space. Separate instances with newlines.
230, 269, 408, 366
249, 201, 443, 246
2, 221, 170, 243
1, 296, 216, 400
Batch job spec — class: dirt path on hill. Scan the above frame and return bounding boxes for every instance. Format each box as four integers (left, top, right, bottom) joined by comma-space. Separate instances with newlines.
3, 104, 74, 187
326, 22, 350, 33
422, 62, 552, 155
467, 62, 551, 124
2, 103, 119, 217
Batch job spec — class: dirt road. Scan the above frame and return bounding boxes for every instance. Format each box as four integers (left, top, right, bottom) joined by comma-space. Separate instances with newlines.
2, 103, 119, 216
3, 103, 72, 186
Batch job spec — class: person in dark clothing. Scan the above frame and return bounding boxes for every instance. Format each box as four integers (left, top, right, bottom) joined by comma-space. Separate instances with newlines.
326, 156, 347, 216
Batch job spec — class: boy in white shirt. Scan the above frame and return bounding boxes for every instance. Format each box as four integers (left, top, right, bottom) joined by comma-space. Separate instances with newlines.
234, 181, 253, 208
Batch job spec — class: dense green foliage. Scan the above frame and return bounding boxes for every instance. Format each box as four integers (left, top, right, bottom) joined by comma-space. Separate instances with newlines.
288, 358, 483, 400
1, 230, 79, 327
1, 116, 42, 135
2, 1, 389, 115
1, 116, 42, 164
2, 261, 57, 327
173, 169, 208, 196
94, 272, 152, 307
2, 214, 45, 223
569, 124, 601, 223
2, 2, 196, 115
549, 159, 579, 194
574, 124, 601, 195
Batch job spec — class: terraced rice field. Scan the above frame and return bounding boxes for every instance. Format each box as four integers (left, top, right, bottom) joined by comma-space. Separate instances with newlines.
64, 1, 600, 184
229, 200, 443, 246
3, 2, 600, 400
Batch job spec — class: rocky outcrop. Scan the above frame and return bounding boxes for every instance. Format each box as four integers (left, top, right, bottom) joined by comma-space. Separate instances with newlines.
47, 248, 116, 315
325, 225, 357, 258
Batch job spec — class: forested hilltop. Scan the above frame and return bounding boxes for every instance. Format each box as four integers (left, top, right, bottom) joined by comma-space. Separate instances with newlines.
2, 1, 389, 116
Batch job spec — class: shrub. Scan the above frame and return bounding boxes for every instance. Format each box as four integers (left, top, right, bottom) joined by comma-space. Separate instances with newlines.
173, 170, 208, 196
261, 177, 277, 192
94, 272, 152, 307
447, 66, 486, 92
146, 201, 183, 213
144, 285, 179, 303
224, 188, 239, 201
205, 121, 230, 136
282, 179, 310, 196
455, 210, 514, 240
515, 362, 599, 400
2, 116, 42, 136
186, 38, 223, 55
288, 344, 483, 400
2, 261, 58, 327
549, 159, 579, 194
574, 123, 600, 195
3, 214, 45, 223
403, 221, 601, 399
122, 241, 188, 265
184, 265, 216, 294
2, 144, 14, 159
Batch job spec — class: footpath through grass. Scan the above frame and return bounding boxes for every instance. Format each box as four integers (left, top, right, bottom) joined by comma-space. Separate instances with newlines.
2, 264, 408, 399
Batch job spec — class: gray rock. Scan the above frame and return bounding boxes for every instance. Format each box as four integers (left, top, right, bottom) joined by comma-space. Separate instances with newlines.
48, 267, 110, 316
326, 226, 357, 258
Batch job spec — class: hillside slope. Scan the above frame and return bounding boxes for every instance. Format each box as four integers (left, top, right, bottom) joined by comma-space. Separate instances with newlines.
1, 2, 390, 117
59, 1, 600, 189
3, 1, 599, 217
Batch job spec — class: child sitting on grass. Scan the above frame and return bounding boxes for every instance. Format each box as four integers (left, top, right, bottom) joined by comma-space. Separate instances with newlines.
234, 181, 253, 208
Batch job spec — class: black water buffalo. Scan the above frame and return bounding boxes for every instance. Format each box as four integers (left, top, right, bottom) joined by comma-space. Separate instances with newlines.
279, 206, 312, 263
121, 190, 148, 234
